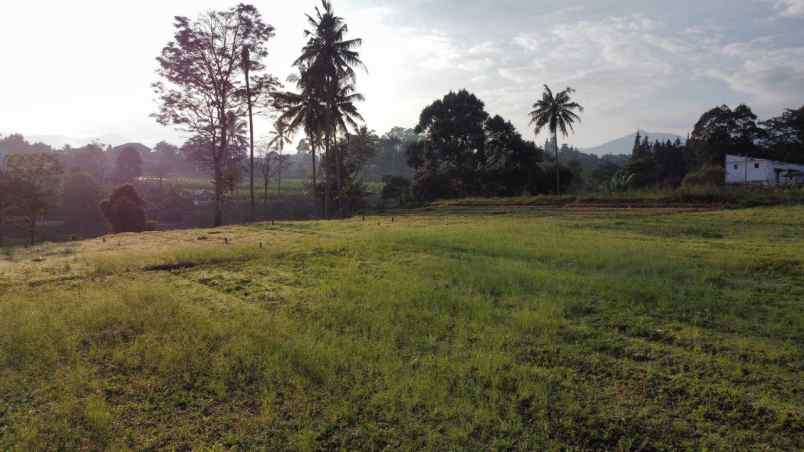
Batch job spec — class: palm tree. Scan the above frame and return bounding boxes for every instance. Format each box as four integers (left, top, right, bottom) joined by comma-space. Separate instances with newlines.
268, 121, 294, 198
295, 1, 365, 88
294, 0, 366, 217
331, 81, 365, 216
273, 83, 325, 211
529, 85, 583, 194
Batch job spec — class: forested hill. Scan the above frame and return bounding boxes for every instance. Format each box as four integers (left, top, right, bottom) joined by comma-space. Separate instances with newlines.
584, 131, 685, 156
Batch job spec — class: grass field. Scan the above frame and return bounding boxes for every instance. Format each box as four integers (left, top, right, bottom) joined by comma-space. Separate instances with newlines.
1, 205, 802, 450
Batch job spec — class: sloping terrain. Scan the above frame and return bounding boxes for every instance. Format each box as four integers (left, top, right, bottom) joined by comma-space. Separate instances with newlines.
1, 206, 802, 450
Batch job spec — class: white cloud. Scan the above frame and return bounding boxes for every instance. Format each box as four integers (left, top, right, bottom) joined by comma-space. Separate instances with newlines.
1, 0, 802, 148
707, 40, 804, 107
767, 0, 804, 16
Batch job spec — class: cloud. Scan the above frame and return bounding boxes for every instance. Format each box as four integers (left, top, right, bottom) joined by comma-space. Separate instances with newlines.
707, 39, 804, 107
767, 0, 804, 17
356, 2, 804, 146
431, 13, 804, 145
3, 0, 802, 148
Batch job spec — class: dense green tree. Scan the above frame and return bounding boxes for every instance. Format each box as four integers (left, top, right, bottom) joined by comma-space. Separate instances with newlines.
381, 176, 412, 206
761, 106, 804, 164
484, 115, 545, 195
114, 146, 143, 184
411, 90, 489, 197
367, 127, 417, 180
62, 172, 104, 236
69, 144, 108, 183
593, 161, 624, 190
153, 141, 180, 187
0, 168, 14, 246
0, 134, 53, 157
100, 185, 147, 234
623, 135, 688, 188
529, 85, 584, 194
5, 153, 64, 245
654, 139, 688, 186
321, 126, 378, 215
689, 104, 764, 166
408, 90, 548, 200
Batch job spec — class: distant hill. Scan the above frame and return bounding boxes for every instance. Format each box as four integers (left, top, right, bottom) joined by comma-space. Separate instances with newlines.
583, 131, 685, 157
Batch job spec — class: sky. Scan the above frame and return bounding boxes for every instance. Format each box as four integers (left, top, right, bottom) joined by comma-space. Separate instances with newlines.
1, 0, 803, 151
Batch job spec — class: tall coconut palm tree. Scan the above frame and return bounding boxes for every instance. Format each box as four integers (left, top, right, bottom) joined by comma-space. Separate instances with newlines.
329, 80, 365, 217
529, 85, 583, 194
268, 121, 294, 197
294, 0, 366, 217
274, 82, 325, 211
295, 1, 365, 87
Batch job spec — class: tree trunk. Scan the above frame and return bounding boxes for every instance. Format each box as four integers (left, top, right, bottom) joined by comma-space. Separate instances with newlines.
554, 132, 560, 195
311, 143, 318, 218
215, 99, 227, 228
277, 145, 282, 198
323, 132, 331, 219
245, 62, 255, 223
213, 163, 224, 227
336, 129, 344, 219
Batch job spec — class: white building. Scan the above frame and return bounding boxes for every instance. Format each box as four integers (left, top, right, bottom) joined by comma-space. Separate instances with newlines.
725, 155, 804, 186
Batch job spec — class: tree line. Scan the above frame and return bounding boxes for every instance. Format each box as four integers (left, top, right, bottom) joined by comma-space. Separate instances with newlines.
402, 86, 584, 201
619, 104, 804, 190
3, 0, 802, 245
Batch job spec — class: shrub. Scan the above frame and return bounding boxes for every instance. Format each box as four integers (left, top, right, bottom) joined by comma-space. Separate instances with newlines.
99, 185, 146, 233
682, 165, 725, 188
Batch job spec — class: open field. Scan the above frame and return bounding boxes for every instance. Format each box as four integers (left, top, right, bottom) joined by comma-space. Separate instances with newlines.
1, 205, 803, 450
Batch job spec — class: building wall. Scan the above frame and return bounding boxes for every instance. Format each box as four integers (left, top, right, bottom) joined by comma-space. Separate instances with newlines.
726, 155, 804, 186
726, 155, 771, 185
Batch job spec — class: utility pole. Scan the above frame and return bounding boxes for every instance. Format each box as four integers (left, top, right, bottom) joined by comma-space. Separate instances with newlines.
242, 46, 256, 222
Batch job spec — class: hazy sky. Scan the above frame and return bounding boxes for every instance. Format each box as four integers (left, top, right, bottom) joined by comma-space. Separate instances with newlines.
1, 0, 803, 149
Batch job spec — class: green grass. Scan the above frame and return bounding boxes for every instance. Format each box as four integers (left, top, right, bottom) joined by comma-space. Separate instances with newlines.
433, 185, 804, 208
1, 205, 803, 450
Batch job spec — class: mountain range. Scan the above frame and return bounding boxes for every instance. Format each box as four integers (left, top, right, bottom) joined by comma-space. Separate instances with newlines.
582, 131, 685, 157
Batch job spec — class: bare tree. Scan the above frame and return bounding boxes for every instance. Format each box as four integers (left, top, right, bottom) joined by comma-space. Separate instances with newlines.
153, 4, 276, 226
268, 121, 294, 198
256, 148, 275, 206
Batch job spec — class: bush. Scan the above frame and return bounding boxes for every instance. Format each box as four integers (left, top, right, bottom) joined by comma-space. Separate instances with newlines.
682, 165, 725, 188
100, 185, 146, 233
